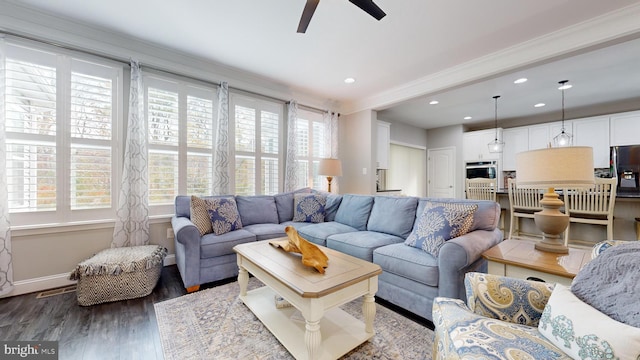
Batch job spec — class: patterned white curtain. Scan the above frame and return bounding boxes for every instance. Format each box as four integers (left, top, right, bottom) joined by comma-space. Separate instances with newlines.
112, 60, 150, 247
0, 38, 14, 295
323, 111, 340, 191
284, 101, 299, 192
212, 82, 230, 195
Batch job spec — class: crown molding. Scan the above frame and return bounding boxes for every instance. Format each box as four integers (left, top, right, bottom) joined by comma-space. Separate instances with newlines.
0, 1, 334, 110
342, 2, 640, 115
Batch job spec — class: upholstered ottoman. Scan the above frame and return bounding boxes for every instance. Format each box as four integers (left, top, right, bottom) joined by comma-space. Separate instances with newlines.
70, 245, 167, 306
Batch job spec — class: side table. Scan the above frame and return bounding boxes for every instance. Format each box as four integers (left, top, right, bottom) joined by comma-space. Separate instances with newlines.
481, 239, 591, 286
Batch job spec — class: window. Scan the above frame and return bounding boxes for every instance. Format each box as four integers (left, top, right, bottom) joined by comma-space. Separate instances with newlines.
230, 94, 282, 195
145, 75, 215, 215
295, 109, 328, 191
4, 42, 122, 226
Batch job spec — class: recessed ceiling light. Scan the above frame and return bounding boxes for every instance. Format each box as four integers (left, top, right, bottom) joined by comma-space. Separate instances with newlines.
464, 116, 472, 120
558, 84, 572, 90
514, 78, 528, 84
344, 77, 356, 84
429, 100, 439, 105
534, 103, 546, 108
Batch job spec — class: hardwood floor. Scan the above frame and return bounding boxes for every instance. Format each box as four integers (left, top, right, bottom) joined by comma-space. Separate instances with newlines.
0, 265, 433, 359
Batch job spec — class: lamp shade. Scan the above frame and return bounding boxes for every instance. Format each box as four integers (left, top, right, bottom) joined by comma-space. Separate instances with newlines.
318, 158, 343, 176
516, 147, 594, 189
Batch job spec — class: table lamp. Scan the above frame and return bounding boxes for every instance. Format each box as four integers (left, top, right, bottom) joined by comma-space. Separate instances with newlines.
318, 158, 342, 193
516, 147, 594, 253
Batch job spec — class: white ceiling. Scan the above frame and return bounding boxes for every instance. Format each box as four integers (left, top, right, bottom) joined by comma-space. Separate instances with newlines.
11, 0, 640, 129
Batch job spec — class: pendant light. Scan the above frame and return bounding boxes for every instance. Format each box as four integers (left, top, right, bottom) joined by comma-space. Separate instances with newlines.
487, 95, 504, 153
553, 80, 573, 147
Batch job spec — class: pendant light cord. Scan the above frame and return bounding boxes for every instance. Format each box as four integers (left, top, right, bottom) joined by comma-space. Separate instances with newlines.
559, 80, 568, 133
493, 95, 500, 140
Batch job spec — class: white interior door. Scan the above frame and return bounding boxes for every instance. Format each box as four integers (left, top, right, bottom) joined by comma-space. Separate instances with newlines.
388, 143, 426, 197
428, 147, 456, 198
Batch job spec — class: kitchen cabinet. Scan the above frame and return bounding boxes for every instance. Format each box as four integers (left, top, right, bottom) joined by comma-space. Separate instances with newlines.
573, 116, 610, 168
528, 121, 571, 150
377, 121, 390, 169
502, 127, 529, 171
610, 111, 640, 146
463, 128, 502, 161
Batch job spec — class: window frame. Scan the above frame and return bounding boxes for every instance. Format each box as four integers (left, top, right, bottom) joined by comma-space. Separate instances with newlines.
229, 92, 284, 196
4, 40, 123, 227
295, 108, 328, 191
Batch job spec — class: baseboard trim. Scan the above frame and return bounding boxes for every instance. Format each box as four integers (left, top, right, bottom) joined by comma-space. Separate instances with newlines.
1, 254, 177, 298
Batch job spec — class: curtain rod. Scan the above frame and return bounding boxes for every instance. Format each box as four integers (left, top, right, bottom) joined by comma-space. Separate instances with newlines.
0, 29, 331, 114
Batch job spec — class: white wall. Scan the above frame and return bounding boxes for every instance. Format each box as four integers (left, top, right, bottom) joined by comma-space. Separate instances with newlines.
339, 110, 376, 194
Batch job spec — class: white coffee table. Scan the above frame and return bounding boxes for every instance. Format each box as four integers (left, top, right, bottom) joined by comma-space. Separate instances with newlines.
234, 239, 382, 360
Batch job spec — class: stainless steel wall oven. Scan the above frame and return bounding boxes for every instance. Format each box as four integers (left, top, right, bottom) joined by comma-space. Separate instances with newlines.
465, 161, 498, 179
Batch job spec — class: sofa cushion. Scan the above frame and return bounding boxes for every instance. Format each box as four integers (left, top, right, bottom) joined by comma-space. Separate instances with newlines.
274, 188, 312, 223
242, 223, 287, 241
373, 243, 439, 287
538, 284, 640, 360
236, 195, 279, 226
404, 201, 477, 257
297, 221, 359, 246
367, 196, 417, 238
327, 231, 404, 262
293, 193, 326, 223
415, 198, 498, 232
325, 194, 343, 222
334, 194, 374, 231
200, 229, 256, 258
190, 195, 213, 236
207, 197, 243, 235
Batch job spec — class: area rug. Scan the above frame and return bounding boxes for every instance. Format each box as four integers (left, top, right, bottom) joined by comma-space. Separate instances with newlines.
155, 278, 434, 359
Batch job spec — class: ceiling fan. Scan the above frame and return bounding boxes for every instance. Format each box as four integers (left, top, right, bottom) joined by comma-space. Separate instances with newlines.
297, 0, 387, 33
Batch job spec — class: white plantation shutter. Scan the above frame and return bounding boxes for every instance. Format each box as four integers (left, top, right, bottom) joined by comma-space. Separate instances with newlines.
145, 76, 216, 213
69, 68, 113, 210
295, 109, 327, 191
5, 56, 57, 212
231, 94, 282, 195
4, 43, 121, 225
186, 94, 214, 196
147, 85, 179, 205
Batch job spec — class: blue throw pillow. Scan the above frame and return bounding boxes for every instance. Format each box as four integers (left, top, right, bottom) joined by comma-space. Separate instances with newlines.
404, 201, 477, 257
206, 197, 243, 235
293, 193, 326, 223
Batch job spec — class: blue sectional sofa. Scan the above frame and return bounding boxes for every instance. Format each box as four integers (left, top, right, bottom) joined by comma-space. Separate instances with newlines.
171, 190, 502, 321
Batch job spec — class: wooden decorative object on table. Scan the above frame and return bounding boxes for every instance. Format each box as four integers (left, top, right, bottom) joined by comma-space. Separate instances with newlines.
269, 226, 329, 273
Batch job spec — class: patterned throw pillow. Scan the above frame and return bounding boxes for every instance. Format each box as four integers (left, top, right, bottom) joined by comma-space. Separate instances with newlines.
292, 194, 326, 223
538, 284, 640, 359
190, 196, 213, 236
404, 201, 477, 257
206, 197, 243, 235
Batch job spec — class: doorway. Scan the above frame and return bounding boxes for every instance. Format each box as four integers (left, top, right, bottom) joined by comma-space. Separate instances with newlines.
387, 143, 426, 197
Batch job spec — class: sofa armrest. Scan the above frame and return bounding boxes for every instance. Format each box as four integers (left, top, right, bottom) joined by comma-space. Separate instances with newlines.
171, 216, 202, 288
465, 272, 555, 327
437, 228, 502, 298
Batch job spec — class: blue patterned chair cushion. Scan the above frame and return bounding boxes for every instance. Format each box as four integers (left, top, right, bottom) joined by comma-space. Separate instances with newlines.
433, 297, 569, 360
293, 193, 326, 223
538, 284, 640, 360
404, 201, 477, 257
465, 272, 554, 327
206, 197, 243, 235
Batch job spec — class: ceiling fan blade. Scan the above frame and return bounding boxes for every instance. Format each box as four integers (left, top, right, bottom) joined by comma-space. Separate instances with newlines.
348, 0, 386, 20
297, 0, 320, 33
